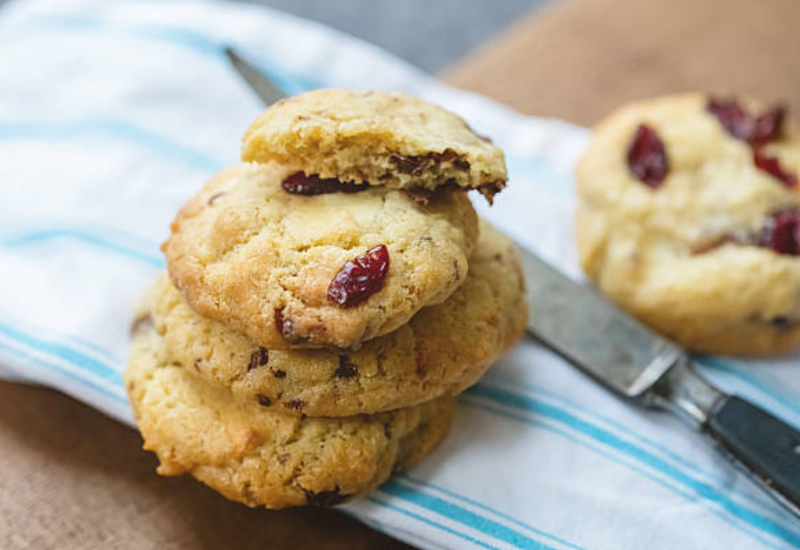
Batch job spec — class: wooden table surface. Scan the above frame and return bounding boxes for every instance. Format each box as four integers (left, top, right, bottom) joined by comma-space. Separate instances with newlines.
3, 0, 799, 547
444, 0, 800, 125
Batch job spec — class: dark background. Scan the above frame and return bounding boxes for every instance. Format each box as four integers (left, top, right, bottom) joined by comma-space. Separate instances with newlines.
0, 0, 546, 72
232, 0, 544, 71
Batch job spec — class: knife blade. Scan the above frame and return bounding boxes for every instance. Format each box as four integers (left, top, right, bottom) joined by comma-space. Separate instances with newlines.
515, 243, 682, 400
225, 47, 286, 106
226, 48, 800, 520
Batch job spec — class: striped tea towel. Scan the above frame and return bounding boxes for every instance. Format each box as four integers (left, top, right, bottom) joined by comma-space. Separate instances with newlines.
1, 0, 799, 548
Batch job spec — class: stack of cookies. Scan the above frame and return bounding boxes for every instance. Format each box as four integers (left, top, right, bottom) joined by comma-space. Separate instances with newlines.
124, 90, 528, 509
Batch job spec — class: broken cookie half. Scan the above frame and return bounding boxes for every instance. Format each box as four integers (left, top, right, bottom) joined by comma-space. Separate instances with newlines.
241, 89, 507, 203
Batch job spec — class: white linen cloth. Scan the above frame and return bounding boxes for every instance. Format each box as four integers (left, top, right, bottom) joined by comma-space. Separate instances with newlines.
1, 0, 799, 548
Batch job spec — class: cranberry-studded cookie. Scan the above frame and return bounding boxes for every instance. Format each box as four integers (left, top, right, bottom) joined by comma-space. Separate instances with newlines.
124, 320, 453, 509
146, 220, 526, 417
163, 162, 478, 350
576, 93, 800, 356
241, 89, 507, 202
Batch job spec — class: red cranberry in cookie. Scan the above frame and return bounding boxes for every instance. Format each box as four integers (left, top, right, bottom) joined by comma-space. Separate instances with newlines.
328, 245, 390, 307
754, 151, 798, 189
762, 208, 800, 256
706, 98, 786, 146
627, 124, 669, 189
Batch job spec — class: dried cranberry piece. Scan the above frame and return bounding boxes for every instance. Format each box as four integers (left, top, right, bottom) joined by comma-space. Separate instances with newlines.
282, 171, 368, 195
753, 151, 798, 189
761, 208, 800, 256
627, 124, 669, 189
327, 245, 390, 308
706, 98, 786, 146
707, 98, 752, 141
752, 106, 786, 146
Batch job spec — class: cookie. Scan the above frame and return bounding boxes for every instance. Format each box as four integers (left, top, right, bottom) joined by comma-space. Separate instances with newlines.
124, 319, 454, 510
241, 89, 507, 202
163, 162, 479, 350
146, 219, 526, 417
575, 93, 800, 356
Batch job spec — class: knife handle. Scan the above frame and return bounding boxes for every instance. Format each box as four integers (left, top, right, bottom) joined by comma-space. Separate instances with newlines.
706, 395, 800, 516
655, 361, 800, 518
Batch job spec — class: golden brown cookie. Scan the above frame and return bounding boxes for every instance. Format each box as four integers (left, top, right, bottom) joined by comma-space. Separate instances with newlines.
145, 219, 525, 416
576, 93, 800, 356
241, 89, 507, 202
163, 162, 478, 350
124, 320, 454, 510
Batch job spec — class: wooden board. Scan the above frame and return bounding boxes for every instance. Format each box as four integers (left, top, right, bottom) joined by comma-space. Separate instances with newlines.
444, 0, 800, 125
5, 0, 800, 547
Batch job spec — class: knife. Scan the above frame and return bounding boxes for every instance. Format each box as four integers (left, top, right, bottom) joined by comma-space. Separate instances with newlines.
226, 47, 800, 519
517, 244, 800, 518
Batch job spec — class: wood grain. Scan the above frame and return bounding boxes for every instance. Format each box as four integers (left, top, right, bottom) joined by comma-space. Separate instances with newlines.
444, 0, 800, 125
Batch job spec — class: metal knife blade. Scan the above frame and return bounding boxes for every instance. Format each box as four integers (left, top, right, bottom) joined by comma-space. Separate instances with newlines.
514, 242, 682, 400
225, 48, 286, 106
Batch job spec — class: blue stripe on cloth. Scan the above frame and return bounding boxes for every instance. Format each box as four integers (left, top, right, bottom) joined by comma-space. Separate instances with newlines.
2, 228, 164, 268
63, 334, 124, 367
0, 118, 224, 173
0, 320, 122, 386
393, 477, 588, 550
483, 373, 785, 514
15, 14, 222, 55
482, 374, 785, 518
0, 310, 126, 369
367, 495, 504, 550
485, 374, 723, 482
458, 398, 790, 550
11, 14, 318, 95
467, 384, 800, 549
380, 482, 561, 550
0, 339, 126, 404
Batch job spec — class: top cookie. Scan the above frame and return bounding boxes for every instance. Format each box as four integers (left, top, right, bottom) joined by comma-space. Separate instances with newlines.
575, 93, 800, 356
163, 162, 479, 350
241, 89, 507, 202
